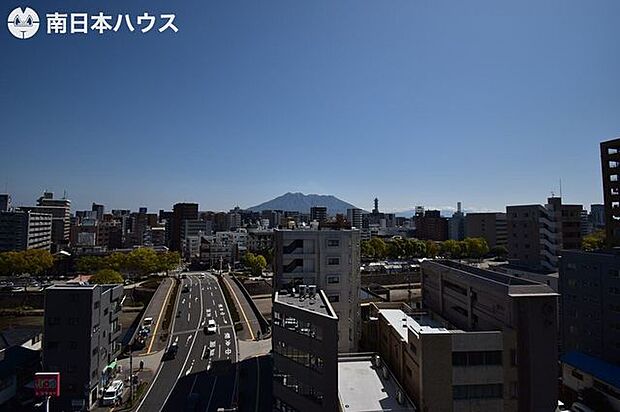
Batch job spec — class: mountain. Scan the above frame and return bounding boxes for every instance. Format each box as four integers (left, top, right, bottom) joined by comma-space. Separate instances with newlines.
248, 192, 360, 215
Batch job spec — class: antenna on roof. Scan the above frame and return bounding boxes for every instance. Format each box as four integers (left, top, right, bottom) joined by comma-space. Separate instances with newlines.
559, 178, 563, 198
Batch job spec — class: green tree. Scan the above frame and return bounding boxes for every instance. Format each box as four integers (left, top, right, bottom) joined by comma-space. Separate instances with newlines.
490, 245, 508, 258
425, 240, 439, 258
76, 255, 104, 273
369, 238, 388, 259
243, 252, 267, 276
361, 240, 375, 258
89, 269, 124, 284
0, 250, 53, 275
582, 230, 605, 251
464, 237, 489, 259
125, 248, 159, 276
440, 240, 461, 258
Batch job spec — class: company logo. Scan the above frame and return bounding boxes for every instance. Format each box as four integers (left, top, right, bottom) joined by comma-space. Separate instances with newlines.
7, 7, 40, 39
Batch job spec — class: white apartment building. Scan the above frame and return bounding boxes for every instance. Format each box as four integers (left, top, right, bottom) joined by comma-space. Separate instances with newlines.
274, 228, 361, 352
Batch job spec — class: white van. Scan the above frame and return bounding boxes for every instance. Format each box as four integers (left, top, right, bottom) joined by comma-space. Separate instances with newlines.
101, 380, 124, 406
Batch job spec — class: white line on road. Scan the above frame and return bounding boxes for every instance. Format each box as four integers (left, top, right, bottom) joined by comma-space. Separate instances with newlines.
187, 312, 190, 323
201, 344, 207, 359
185, 359, 195, 376
206, 376, 218, 412
188, 301, 191, 309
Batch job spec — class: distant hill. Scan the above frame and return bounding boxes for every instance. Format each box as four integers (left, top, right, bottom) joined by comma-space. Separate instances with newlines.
248, 192, 360, 215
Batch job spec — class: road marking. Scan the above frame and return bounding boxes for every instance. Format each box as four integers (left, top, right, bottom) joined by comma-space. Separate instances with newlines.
146, 278, 174, 354
225, 348, 232, 356
225, 340, 231, 347
224, 332, 230, 339
201, 344, 207, 359
174, 336, 179, 345
182, 298, 185, 304
222, 275, 255, 340
186, 335, 192, 346
188, 302, 191, 309
187, 313, 190, 323
218, 345, 221, 358
206, 377, 218, 412
185, 359, 194, 376
159, 276, 204, 411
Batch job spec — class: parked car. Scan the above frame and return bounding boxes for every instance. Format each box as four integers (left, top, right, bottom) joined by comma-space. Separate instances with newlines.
101, 380, 124, 406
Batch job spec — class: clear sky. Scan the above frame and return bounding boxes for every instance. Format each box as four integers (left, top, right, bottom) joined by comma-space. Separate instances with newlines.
1, 0, 617, 213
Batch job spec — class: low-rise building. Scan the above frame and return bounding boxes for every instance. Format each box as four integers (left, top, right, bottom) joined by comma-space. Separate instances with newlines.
43, 283, 123, 410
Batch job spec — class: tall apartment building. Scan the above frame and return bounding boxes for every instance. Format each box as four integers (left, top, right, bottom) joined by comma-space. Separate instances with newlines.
20, 192, 71, 249
310, 206, 328, 223
414, 210, 448, 241
272, 289, 339, 412
0, 194, 11, 212
506, 197, 582, 271
555, 139, 620, 410
274, 228, 361, 352
43, 284, 123, 410
419, 260, 559, 412
171, 202, 198, 251
559, 249, 620, 364
465, 212, 507, 248
0, 210, 52, 251
448, 202, 465, 240
346, 208, 363, 229
91, 203, 104, 221
589, 203, 605, 229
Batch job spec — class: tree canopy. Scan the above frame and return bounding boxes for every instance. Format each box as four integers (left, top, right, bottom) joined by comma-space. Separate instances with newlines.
89, 269, 124, 284
0, 249, 55, 276
360, 237, 491, 260
242, 252, 267, 276
75, 249, 180, 276
582, 230, 605, 251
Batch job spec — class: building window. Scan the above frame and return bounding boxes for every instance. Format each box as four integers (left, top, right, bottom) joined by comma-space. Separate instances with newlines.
571, 369, 584, 380
328, 294, 340, 303
327, 257, 340, 266
327, 275, 340, 284
453, 384, 503, 400
327, 239, 340, 247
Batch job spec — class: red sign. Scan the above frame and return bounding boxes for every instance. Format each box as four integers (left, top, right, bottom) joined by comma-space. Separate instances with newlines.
34, 372, 60, 397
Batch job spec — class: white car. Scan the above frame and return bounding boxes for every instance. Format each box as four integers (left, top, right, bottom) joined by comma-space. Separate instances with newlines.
206, 309, 212, 317
101, 380, 124, 406
205, 319, 217, 334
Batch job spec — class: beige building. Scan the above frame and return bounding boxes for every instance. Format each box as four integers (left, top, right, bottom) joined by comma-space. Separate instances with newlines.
362, 260, 559, 412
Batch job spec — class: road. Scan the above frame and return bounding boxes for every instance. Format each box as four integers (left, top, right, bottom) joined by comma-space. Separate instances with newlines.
137, 272, 238, 412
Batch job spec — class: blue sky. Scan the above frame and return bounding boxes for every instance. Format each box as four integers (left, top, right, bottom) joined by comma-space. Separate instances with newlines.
1, 0, 617, 213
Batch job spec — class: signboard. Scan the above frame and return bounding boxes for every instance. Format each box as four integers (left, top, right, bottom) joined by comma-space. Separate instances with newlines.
34, 372, 60, 397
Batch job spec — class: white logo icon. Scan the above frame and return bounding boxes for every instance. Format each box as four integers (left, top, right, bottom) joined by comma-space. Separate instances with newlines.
7, 7, 40, 39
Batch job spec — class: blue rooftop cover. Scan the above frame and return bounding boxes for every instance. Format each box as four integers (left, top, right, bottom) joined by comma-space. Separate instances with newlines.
561, 351, 620, 389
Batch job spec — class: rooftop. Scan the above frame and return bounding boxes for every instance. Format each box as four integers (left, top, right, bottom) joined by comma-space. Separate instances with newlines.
428, 260, 558, 297
338, 354, 415, 411
275, 289, 337, 318
379, 308, 458, 341
561, 351, 620, 389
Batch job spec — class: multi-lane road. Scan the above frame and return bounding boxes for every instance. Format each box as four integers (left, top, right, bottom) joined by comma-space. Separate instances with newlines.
137, 272, 239, 412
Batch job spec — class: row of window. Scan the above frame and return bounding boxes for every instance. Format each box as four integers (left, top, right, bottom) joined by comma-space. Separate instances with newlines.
452, 351, 502, 367
273, 311, 323, 341
274, 367, 324, 405
453, 384, 503, 400
273, 340, 324, 372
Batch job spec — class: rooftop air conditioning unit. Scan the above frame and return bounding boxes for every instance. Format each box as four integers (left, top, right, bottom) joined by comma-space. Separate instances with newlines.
308, 285, 317, 298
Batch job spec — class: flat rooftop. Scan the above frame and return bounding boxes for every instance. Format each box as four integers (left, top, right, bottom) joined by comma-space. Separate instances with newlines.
379, 308, 458, 340
338, 354, 415, 411
429, 260, 558, 297
275, 290, 336, 317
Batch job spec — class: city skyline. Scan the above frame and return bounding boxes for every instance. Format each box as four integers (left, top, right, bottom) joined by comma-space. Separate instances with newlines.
1, 0, 615, 213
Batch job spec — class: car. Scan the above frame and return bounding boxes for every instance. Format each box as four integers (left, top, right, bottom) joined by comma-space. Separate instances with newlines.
205, 319, 217, 334
209, 341, 216, 349
176, 310, 182, 318
143, 317, 154, 327
163, 343, 179, 360
101, 380, 124, 406
206, 309, 212, 317
182, 285, 190, 293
